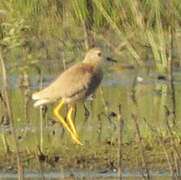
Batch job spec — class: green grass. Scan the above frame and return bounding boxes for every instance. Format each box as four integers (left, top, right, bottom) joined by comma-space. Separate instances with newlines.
1, 1, 181, 175
0, 0, 181, 72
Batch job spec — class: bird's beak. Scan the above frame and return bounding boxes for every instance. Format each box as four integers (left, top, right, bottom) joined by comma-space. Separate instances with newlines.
106, 57, 117, 63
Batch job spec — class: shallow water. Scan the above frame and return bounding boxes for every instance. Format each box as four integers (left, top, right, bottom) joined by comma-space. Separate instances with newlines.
0, 171, 171, 180
1, 61, 181, 178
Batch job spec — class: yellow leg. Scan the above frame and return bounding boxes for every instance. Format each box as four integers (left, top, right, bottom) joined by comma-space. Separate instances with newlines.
67, 105, 83, 145
53, 99, 82, 145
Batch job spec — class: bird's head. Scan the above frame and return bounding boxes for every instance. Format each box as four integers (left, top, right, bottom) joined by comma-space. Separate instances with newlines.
83, 47, 103, 66
83, 47, 117, 68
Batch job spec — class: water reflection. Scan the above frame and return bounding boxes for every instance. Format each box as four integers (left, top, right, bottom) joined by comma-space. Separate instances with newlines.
1, 67, 181, 178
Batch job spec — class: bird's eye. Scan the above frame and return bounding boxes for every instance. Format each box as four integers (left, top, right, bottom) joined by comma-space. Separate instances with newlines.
98, 52, 102, 56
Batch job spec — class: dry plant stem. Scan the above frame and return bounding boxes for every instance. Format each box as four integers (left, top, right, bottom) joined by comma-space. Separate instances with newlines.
100, 87, 109, 113
62, 52, 66, 70
83, 103, 90, 123
83, 21, 90, 50
60, 166, 65, 180
40, 107, 44, 152
42, 106, 48, 128
0, 48, 24, 179
0, 93, 9, 152
117, 104, 124, 179
22, 72, 31, 124
173, 152, 180, 178
35, 149, 45, 180
165, 108, 181, 177
24, 97, 30, 124
93, 0, 142, 65
132, 114, 150, 180
0, 92, 7, 107
100, 87, 116, 130
93, 31, 135, 57
166, 118, 181, 162
144, 119, 176, 178
157, 134, 174, 176
39, 73, 44, 153
1, 133, 9, 153
131, 76, 138, 105
97, 113, 103, 142
130, 80, 150, 179
168, 27, 176, 124
93, 32, 123, 56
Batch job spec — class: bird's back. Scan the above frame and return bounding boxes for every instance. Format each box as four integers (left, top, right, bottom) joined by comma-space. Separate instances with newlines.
32, 62, 103, 105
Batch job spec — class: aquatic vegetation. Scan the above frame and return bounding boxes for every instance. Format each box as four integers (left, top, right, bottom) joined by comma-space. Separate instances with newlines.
1, 0, 181, 179
0, 0, 181, 72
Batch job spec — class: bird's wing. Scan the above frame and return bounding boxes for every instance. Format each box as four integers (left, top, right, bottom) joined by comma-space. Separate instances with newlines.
32, 63, 102, 101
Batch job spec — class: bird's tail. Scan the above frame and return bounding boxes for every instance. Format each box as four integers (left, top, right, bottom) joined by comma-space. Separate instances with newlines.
32, 92, 39, 100
32, 92, 49, 107
33, 99, 50, 108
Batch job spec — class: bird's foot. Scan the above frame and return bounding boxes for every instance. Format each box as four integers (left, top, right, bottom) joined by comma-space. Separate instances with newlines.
72, 135, 83, 145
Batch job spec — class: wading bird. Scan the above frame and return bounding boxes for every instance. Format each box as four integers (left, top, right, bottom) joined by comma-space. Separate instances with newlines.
32, 47, 116, 145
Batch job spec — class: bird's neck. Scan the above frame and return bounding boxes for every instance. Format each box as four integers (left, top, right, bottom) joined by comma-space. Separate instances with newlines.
83, 58, 103, 70
84, 61, 102, 72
